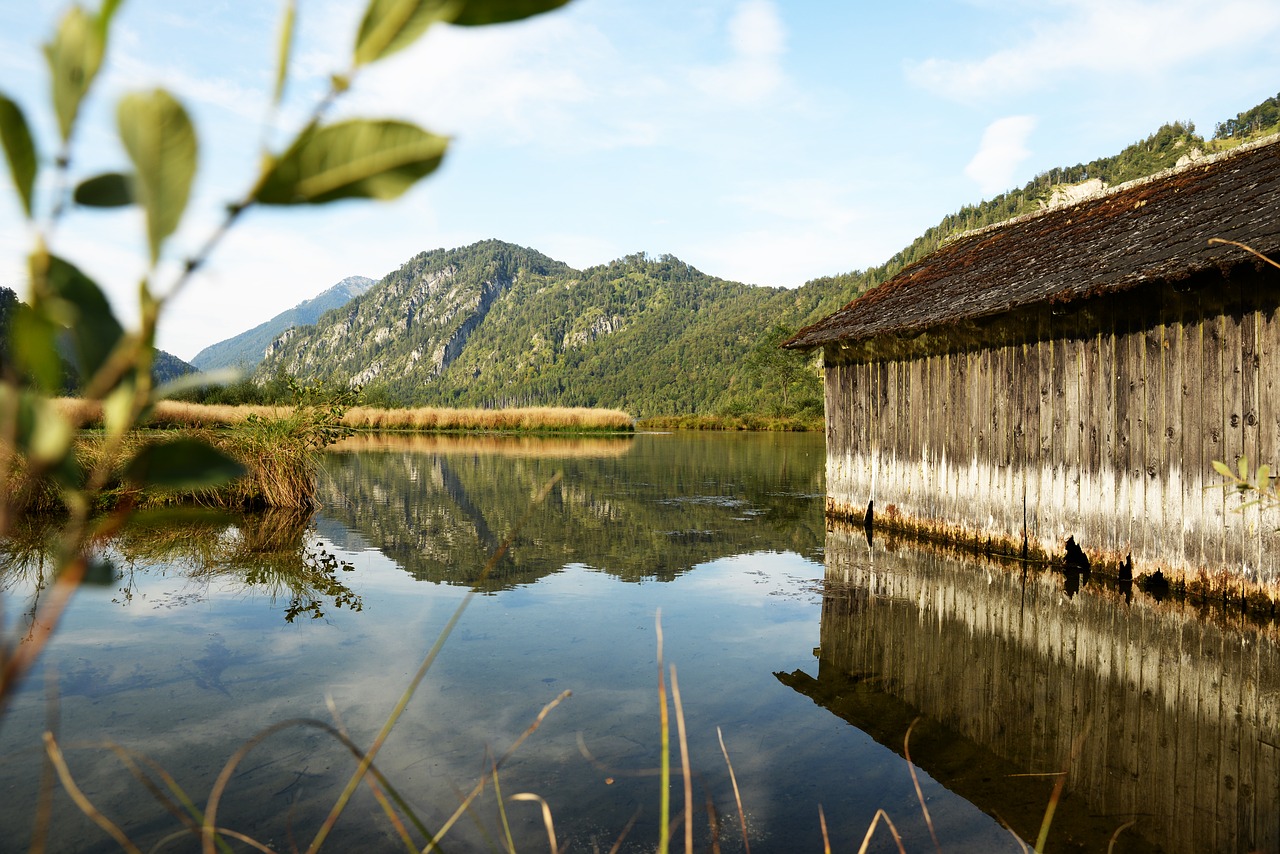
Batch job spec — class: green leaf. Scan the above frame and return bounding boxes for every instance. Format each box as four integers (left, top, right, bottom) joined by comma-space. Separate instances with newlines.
44, 253, 125, 379
73, 171, 135, 207
272, 1, 298, 108
1211, 460, 1234, 479
452, 0, 571, 26
255, 119, 447, 205
96, 0, 124, 39
124, 438, 245, 490
44, 6, 106, 143
0, 94, 38, 219
354, 0, 463, 66
116, 89, 198, 264
10, 304, 65, 392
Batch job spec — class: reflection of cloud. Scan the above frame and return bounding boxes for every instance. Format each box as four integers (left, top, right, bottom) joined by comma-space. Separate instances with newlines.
908, 0, 1280, 101
692, 0, 787, 104
965, 116, 1036, 197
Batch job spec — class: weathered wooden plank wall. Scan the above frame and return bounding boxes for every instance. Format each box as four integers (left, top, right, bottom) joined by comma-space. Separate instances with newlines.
822, 274, 1280, 589
819, 526, 1280, 854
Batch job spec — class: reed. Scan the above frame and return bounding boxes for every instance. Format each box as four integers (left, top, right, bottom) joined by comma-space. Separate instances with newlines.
53, 399, 635, 433
638, 413, 821, 432
340, 404, 634, 433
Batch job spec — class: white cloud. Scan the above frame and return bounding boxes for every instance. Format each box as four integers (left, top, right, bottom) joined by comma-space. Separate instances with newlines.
341, 11, 662, 152
965, 115, 1036, 196
692, 0, 787, 105
908, 0, 1280, 101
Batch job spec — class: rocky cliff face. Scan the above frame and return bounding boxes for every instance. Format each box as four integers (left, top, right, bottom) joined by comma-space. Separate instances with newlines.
191, 275, 375, 372
260, 240, 569, 392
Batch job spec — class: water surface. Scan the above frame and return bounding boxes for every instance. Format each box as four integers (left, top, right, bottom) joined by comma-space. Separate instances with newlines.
1, 432, 1271, 851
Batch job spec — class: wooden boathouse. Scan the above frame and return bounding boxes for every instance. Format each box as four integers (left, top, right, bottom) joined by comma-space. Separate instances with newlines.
785, 135, 1280, 595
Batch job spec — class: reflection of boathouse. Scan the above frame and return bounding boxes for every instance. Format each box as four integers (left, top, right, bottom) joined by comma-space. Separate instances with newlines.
784, 527, 1280, 853
785, 138, 1280, 591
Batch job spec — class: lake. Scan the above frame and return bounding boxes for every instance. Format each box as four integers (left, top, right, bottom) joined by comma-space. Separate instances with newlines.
0, 431, 1276, 852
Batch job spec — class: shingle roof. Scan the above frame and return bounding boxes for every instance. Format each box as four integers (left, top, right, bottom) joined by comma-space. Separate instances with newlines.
784, 135, 1280, 349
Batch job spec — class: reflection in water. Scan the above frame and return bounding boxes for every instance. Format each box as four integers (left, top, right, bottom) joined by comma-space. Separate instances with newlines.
11, 432, 1274, 851
0, 508, 363, 626
320, 431, 827, 589
790, 523, 1280, 853
328, 431, 636, 457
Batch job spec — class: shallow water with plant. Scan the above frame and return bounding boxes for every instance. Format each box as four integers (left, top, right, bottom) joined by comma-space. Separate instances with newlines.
0, 432, 1274, 852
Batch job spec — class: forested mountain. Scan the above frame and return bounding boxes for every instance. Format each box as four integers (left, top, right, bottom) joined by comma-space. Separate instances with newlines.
248, 95, 1280, 417
0, 285, 195, 387
190, 275, 375, 372
258, 240, 829, 417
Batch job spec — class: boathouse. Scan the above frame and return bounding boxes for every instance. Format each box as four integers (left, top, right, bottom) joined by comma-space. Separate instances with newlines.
785, 135, 1280, 592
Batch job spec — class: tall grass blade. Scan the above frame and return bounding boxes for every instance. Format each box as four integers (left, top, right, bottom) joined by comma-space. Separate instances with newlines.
509, 793, 558, 854
995, 813, 1030, 853
99, 742, 235, 854
43, 732, 143, 854
716, 727, 750, 854
203, 717, 413, 854
1035, 718, 1091, 853
1107, 819, 1137, 852
854, 808, 905, 854
818, 804, 830, 854
903, 718, 939, 852
669, 663, 693, 854
491, 759, 517, 854
606, 809, 642, 854
324, 693, 417, 853
306, 473, 561, 854
656, 610, 670, 854
704, 785, 721, 854
422, 689, 571, 852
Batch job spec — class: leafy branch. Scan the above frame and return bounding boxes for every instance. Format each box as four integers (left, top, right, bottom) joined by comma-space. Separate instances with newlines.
0, 0, 570, 714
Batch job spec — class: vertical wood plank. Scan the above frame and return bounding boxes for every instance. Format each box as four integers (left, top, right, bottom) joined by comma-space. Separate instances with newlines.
1164, 307, 1187, 576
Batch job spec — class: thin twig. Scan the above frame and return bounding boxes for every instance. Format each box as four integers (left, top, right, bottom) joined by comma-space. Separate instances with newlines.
1107, 819, 1138, 853
716, 727, 750, 854
903, 718, 940, 852
855, 809, 905, 854
818, 805, 831, 854
670, 664, 693, 854
656, 610, 670, 854
1208, 237, 1280, 270
509, 793, 558, 854
310, 474, 562, 854
43, 731, 144, 854
421, 689, 572, 853
324, 693, 417, 853
606, 809, 642, 854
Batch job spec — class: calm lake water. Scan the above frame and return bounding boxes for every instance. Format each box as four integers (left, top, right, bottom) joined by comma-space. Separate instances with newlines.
0, 432, 1276, 852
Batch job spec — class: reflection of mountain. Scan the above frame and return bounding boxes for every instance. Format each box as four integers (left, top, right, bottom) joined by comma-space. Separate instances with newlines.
787, 524, 1280, 853
318, 432, 826, 588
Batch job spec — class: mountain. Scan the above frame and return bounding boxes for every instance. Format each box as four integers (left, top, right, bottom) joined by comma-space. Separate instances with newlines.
253, 96, 1280, 418
0, 285, 195, 388
190, 275, 375, 373
258, 240, 832, 417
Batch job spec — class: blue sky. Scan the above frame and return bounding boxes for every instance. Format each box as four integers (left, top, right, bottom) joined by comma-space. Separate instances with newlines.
2, 0, 1279, 360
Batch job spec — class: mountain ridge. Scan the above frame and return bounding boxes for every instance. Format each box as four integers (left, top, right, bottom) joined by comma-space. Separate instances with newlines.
190, 275, 375, 373
239, 95, 1280, 417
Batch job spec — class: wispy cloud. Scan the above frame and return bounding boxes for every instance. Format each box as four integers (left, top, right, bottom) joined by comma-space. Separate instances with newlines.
965, 115, 1036, 196
908, 0, 1280, 101
691, 0, 787, 105
337, 10, 663, 152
